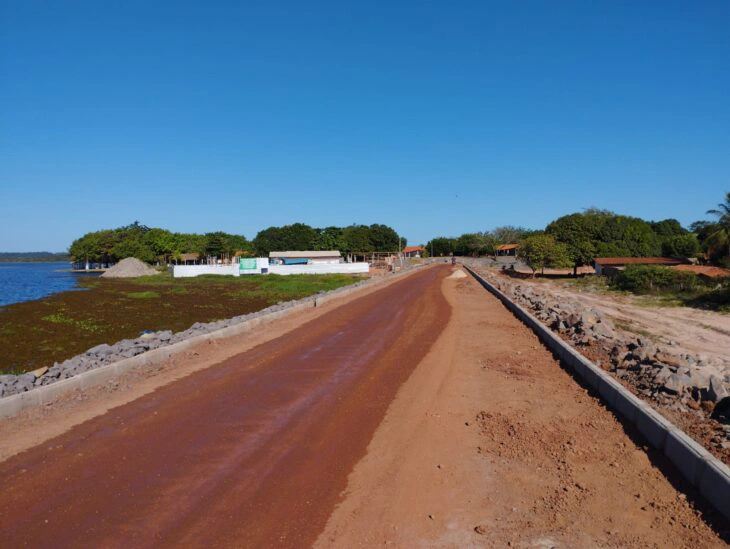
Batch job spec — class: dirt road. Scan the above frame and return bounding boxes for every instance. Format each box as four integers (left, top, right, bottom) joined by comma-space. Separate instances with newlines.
1, 266, 727, 547
0, 267, 450, 548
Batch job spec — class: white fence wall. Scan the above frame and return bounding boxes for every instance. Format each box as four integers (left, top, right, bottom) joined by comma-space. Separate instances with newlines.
268, 263, 369, 275
172, 264, 239, 278
173, 260, 369, 278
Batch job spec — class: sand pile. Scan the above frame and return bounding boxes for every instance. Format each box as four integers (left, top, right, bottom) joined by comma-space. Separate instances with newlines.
101, 257, 159, 278
447, 270, 468, 279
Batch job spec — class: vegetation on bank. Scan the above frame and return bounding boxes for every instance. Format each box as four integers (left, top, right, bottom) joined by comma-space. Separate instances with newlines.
611, 265, 730, 311
427, 192, 730, 276
0, 252, 70, 262
556, 265, 730, 312
68, 222, 404, 265
0, 273, 362, 375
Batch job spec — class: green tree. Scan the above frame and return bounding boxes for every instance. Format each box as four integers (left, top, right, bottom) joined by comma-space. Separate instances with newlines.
546, 213, 598, 276
661, 234, 701, 258
706, 192, 730, 260
367, 224, 400, 252
313, 227, 344, 251
341, 225, 374, 254
204, 232, 226, 257
426, 237, 456, 257
650, 219, 685, 238
518, 234, 571, 277
111, 237, 155, 263
454, 233, 490, 256
143, 228, 177, 260
253, 223, 317, 255
490, 226, 531, 244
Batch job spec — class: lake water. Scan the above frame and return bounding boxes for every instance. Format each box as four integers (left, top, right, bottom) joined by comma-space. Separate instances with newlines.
0, 262, 94, 307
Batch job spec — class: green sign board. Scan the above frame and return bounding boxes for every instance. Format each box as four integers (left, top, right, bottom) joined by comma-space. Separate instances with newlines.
239, 258, 257, 271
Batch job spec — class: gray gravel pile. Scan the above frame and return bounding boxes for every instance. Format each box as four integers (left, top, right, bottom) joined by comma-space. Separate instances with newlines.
0, 276, 378, 399
101, 257, 159, 278
470, 266, 730, 439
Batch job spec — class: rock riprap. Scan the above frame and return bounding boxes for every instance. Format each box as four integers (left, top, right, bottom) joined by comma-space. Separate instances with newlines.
472, 267, 730, 418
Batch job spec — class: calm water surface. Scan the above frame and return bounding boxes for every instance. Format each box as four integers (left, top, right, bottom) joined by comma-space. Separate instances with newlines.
0, 262, 94, 307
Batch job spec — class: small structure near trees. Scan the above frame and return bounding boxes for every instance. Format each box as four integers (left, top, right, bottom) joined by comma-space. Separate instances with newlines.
269, 251, 342, 265
402, 246, 425, 258
496, 244, 519, 257
593, 257, 685, 277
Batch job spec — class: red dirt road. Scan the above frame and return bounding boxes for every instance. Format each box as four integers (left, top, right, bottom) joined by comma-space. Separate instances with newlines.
0, 267, 451, 548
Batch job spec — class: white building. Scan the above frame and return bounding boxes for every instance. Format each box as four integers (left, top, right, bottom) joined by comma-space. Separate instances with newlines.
269, 251, 342, 265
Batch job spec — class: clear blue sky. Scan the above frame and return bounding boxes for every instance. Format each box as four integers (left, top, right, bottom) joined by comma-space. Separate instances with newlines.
1, 1, 728, 251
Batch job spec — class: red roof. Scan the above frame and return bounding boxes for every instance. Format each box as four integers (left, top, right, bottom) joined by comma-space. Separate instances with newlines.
673, 265, 730, 278
497, 244, 519, 251
402, 245, 425, 253
594, 257, 682, 266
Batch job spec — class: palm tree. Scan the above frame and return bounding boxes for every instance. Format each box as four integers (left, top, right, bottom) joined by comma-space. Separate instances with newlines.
706, 192, 730, 259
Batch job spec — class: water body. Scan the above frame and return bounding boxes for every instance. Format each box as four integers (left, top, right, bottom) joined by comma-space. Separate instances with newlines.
0, 262, 95, 307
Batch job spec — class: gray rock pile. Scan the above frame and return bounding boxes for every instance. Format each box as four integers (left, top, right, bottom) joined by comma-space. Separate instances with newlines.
0, 277, 376, 399
479, 269, 730, 420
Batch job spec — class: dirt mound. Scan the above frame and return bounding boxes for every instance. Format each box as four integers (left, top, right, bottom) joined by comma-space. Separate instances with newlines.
101, 258, 159, 278
447, 269, 467, 279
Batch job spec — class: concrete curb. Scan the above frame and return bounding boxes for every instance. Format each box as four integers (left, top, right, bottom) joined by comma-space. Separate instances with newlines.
0, 266, 427, 419
463, 265, 730, 521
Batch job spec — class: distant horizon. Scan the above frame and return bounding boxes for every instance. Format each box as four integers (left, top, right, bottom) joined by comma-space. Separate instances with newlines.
0, 202, 722, 255
2, 2, 728, 250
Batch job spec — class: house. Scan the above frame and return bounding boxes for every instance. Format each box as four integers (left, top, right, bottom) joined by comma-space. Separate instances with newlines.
402, 245, 425, 258
593, 257, 684, 276
496, 244, 519, 257
269, 251, 342, 265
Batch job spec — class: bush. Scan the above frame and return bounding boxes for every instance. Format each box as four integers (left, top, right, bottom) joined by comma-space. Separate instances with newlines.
612, 265, 701, 294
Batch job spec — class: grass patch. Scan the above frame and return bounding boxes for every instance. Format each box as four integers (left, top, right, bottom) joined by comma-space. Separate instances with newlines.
558, 275, 610, 293
41, 312, 75, 325
167, 287, 188, 295
126, 291, 161, 299
41, 312, 103, 333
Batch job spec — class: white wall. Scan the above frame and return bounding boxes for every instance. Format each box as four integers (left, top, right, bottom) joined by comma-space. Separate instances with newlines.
173, 259, 367, 277
172, 264, 238, 278
268, 263, 369, 275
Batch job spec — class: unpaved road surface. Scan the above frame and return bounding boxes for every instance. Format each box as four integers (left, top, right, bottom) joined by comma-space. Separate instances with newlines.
0, 267, 450, 548
1, 266, 728, 547
317, 270, 727, 547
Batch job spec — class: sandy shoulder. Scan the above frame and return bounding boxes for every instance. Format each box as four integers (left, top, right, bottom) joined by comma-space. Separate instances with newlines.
315, 270, 726, 548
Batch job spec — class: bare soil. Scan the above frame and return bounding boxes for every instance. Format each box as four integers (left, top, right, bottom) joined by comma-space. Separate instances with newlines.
1, 267, 726, 547
487, 272, 730, 465
537, 277, 730, 364
317, 270, 728, 547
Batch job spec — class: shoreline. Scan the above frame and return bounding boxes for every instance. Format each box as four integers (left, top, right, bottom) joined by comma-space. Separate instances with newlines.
0, 272, 364, 376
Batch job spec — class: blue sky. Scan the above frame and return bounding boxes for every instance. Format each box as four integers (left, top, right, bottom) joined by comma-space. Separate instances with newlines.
1, 1, 728, 251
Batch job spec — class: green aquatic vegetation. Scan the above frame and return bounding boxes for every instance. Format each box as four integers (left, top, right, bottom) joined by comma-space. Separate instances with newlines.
126, 291, 161, 299
41, 312, 102, 333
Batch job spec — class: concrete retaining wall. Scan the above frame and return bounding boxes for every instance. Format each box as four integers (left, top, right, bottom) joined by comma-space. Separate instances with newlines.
0, 265, 424, 419
463, 265, 730, 521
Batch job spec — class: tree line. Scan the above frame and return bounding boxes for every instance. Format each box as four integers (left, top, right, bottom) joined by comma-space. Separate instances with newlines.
0, 252, 71, 263
426, 192, 730, 275
68, 222, 404, 264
